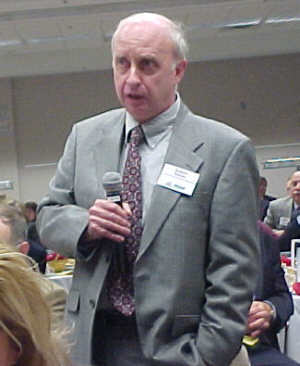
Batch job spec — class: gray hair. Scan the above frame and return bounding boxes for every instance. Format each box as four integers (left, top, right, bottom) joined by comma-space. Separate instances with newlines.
111, 12, 189, 60
0, 203, 27, 245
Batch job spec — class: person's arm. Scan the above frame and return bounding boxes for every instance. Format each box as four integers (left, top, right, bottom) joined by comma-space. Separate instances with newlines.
36, 125, 90, 258
278, 214, 300, 251
196, 138, 260, 366
36, 124, 131, 259
264, 203, 276, 229
247, 230, 293, 338
264, 240, 294, 332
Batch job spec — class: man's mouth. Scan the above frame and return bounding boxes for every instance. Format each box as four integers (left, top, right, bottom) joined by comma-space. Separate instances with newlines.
127, 93, 143, 100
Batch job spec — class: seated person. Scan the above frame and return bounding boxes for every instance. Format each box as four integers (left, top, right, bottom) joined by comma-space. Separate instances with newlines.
0, 242, 71, 366
264, 171, 300, 235
24, 200, 38, 223
259, 177, 276, 221
277, 208, 300, 252
0, 203, 66, 326
8, 200, 47, 272
245, 221, 299, 366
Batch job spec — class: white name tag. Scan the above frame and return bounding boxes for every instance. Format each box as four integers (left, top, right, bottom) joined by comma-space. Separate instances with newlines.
157, 163, 199, 196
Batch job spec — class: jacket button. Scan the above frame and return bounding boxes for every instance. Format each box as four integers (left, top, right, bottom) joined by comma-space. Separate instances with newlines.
89, 299, 96, 308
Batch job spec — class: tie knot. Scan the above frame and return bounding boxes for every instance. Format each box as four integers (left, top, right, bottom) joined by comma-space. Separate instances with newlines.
129, 126, 144, 146
292, 206, 300, 220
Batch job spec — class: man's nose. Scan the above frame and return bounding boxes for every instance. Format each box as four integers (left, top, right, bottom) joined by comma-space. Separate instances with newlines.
126, 65, 141, 85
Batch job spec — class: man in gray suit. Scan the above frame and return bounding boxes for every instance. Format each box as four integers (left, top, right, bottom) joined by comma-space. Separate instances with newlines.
264, 170, 300, 235
37, 12, 259, 366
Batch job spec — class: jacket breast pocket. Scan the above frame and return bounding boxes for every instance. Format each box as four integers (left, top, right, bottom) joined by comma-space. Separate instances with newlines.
172, 314, 201, 338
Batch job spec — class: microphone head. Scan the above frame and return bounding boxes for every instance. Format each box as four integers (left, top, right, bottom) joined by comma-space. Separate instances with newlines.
102, 171, 122, 194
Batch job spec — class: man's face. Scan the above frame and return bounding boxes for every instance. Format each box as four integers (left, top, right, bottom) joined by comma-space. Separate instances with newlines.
0, 218, 11, 244
290, 172, 300, 204
112, 21, 186, 123
24, 208, 35, 222
258, 180, 267, 199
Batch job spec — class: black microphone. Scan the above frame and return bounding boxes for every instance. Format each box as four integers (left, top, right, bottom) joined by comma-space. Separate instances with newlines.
102, 171, 127, 274
102, 171, 122, 205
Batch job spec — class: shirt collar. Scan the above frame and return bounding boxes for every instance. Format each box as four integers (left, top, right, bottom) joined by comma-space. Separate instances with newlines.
125, 93, 181, 148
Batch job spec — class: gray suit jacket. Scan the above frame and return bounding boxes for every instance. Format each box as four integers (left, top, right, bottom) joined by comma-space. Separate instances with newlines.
264, 196, 293, 230
37, 102, 259, 366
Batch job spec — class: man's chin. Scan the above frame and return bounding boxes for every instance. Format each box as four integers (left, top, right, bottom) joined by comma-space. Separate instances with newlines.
293, 194, 300, 204
125, 106, 151, 123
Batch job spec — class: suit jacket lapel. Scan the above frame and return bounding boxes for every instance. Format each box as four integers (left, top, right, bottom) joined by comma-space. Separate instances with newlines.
92, 111, 125, 198
137, 103, 204, 261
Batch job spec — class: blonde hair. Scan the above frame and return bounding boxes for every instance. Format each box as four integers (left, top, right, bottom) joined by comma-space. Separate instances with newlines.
0, 242, 71, 366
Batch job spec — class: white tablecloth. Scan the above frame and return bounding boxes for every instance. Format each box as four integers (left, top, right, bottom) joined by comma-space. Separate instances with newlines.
47, 274, 73, 292
286, 295, 300, 362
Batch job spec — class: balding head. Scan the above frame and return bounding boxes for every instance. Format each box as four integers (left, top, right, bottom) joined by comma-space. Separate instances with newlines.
111, 12, 188, 61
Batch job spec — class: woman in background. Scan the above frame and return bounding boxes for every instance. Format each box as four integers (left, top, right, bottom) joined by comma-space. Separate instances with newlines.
0, 242, 72, 366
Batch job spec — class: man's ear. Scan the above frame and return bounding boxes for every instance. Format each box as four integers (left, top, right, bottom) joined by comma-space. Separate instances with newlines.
18, 241, 30, 255
174, 59, 188, 84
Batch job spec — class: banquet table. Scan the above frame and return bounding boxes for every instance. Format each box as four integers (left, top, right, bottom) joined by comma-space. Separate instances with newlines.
47, 274, 73, 292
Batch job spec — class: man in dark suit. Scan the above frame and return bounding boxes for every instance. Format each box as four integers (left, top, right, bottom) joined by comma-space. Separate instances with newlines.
259, 177, 276, 221
24, 201, 47, 273
37, 12, 259, 366
245, 221, 299, 366
277, 208, 300, 251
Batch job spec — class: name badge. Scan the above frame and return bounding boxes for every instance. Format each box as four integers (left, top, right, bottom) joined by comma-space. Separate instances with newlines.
279, 216, 290, 228
157, 163, 199, 196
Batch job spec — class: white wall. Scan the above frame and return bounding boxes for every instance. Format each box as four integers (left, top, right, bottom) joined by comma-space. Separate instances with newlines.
255, 144, 300, 198
1, 53, 299, 203
0, 79, 20, 200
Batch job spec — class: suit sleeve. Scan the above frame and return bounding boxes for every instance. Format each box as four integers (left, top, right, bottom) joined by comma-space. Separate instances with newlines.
264, 202, 276, 229
36, 124, 89, 258
263, 233, 293, 333
278, 215, 300, 251
196, 138, 260, 365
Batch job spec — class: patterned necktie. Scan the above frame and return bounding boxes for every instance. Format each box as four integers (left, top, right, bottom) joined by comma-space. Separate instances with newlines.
292, 206, 300, 220
107, 125, 144, 316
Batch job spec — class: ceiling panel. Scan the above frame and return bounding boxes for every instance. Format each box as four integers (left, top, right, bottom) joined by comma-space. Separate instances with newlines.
0, 0, 299, 78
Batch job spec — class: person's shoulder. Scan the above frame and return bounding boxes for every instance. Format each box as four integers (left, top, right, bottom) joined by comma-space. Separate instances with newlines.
265, 194, 277, 202
75, 107, 125, 129
184, 103, 250, 144
269, 196, 292, 207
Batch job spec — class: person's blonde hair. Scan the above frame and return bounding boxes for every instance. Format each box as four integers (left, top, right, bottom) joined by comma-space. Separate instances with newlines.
0, 242, 71, 366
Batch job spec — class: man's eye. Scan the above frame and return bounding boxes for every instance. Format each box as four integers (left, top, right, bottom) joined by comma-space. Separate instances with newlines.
116, 58, 129, 69
140, 59, 156, 72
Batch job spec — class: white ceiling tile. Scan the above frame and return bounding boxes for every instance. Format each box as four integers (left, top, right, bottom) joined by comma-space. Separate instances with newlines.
0, 0, 299, 77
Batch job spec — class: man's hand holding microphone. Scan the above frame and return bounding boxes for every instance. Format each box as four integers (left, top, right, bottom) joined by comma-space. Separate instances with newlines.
85, 172, 132, 243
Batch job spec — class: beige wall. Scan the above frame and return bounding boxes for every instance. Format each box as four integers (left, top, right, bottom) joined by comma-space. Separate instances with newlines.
1, 53, 299, 202
0, 79, 20, 200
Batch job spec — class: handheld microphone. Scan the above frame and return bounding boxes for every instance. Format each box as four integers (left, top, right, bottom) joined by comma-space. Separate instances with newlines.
102, 171, 122, 204
102, 171, 126, 274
